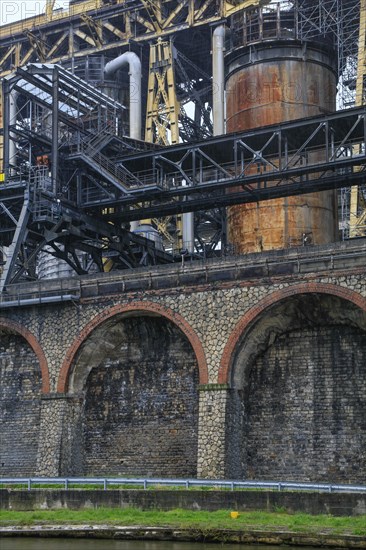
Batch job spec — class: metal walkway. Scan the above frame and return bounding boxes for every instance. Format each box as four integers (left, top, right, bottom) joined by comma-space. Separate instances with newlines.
1, 63, 365, 288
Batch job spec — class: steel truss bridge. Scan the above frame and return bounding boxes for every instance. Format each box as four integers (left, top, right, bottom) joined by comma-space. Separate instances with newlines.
0, 64, 365, 290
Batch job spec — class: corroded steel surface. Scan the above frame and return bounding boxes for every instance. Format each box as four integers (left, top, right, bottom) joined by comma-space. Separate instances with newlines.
225, 40, 339, 253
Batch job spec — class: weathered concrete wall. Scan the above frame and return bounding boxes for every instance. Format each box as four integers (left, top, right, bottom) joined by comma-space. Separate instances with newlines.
1, 489, 365, 517
0, 240, 365, 481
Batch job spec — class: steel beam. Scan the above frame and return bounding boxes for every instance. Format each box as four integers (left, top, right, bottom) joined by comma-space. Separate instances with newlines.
1, 63, 365, 286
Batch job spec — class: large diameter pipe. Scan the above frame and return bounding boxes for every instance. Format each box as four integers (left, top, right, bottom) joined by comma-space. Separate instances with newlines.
105, 52, 141, 140
212, 25, 225, 136
182, 212, 194, 254
182, 181, 194, 254
9, 90, 18, 175
225, 41, 338, 253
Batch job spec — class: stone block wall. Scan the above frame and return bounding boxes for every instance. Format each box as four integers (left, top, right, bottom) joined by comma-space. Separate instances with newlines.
242, 325, 366, 482
68, 317, 199, 477
0, 241, 365, 480
0, 332, 42, 475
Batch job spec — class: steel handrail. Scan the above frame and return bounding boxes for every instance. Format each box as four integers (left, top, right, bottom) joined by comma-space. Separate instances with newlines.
1, 477, 365, 493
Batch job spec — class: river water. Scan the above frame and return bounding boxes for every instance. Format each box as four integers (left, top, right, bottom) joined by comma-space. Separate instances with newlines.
0, 540, 319, 550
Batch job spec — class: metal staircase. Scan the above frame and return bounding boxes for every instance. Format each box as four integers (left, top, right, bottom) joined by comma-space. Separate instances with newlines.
69, 138, 145, 193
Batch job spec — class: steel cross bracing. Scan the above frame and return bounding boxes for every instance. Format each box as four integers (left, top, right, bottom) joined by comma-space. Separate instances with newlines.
0, 2, 268, 184
295, 0, 361, 109
0, 0, 364, 175
0, 64, 164, 284
0, 0, 263, 76
0, 1, 362, 102
349, 0, 366, 237
87, 107, 366, 217
230, 0, 362, 109
1, 63, 365, 288
145, 40, 180, 145
0, 0, 363, 142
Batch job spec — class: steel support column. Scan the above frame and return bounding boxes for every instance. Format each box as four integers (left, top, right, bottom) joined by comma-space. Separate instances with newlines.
145, 40, 180, 145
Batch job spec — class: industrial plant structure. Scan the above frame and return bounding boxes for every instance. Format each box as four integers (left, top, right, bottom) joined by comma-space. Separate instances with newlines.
0, 0, 365, 482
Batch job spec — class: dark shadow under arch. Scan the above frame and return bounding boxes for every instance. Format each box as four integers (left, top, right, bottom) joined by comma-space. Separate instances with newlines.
0, 318, 50, 393
57, 303, 204, 478
220, 286, 366, 483
219, 283, 366, 385
0, 318, 49, 476
58, 301, 207, 392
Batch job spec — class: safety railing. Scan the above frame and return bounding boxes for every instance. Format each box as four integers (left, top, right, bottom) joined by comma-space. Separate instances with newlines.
0, 291, 80, 308
1, 477, 365, 493
79, 140, 143, 189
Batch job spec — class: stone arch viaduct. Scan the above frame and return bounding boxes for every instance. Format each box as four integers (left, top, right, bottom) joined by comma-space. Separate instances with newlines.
1, 240, 365, 481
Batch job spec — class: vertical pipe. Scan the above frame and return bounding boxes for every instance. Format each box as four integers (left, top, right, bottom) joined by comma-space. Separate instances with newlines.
182, 181, 194, 254
129, 54, 141, 141
104, 52, 141, 140
182, 212, 194, 253
51, 69, 59, 195
8, 89, 18, 176
212, 25, 225, 136
3, 82, 11, 178
212, 25, 226, 256
29, 101, 33, 168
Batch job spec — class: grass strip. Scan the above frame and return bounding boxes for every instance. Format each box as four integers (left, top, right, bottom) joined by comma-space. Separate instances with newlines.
0, 508, 365, 536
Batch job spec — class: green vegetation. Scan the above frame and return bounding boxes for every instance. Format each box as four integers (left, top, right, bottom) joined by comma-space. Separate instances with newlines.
0, 508, 365, 536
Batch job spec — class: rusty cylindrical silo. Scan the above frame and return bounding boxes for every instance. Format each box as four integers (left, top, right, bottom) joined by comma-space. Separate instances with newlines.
225, 39, 338, 253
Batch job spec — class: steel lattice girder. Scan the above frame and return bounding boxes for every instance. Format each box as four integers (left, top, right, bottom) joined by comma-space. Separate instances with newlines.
70, 106, 366, 215
1, 106, 365, 236
3, 104, 365, 214
0, 1, 363, 113
0, 0, 264, 75
1, 84, 365, 288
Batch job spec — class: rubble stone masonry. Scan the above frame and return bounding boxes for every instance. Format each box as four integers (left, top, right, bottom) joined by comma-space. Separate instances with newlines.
0, 240, 365, 481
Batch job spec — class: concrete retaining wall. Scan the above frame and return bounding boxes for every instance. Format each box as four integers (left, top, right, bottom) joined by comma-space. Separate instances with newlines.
1, 489, 365, 517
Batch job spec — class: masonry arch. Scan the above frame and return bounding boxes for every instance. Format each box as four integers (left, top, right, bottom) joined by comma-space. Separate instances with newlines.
0, 318, 50, 476
220, 284, 366, 483
58, 302, 207, 477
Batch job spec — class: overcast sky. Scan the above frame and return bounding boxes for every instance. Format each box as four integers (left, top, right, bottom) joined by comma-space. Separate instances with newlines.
1, 0, 70, 25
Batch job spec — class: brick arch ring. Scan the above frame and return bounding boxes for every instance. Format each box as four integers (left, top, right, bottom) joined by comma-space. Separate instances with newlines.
0, 317, 50, 393
57, 301, 208, 393
218, 282, 366, 385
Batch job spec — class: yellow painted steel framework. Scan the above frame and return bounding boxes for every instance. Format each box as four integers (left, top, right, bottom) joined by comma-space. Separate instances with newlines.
0, 0, 265, 254
0, 0, 365, 237
145, 39, 179, 145
0, 0, 261, 73
0, 0, 263, 164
